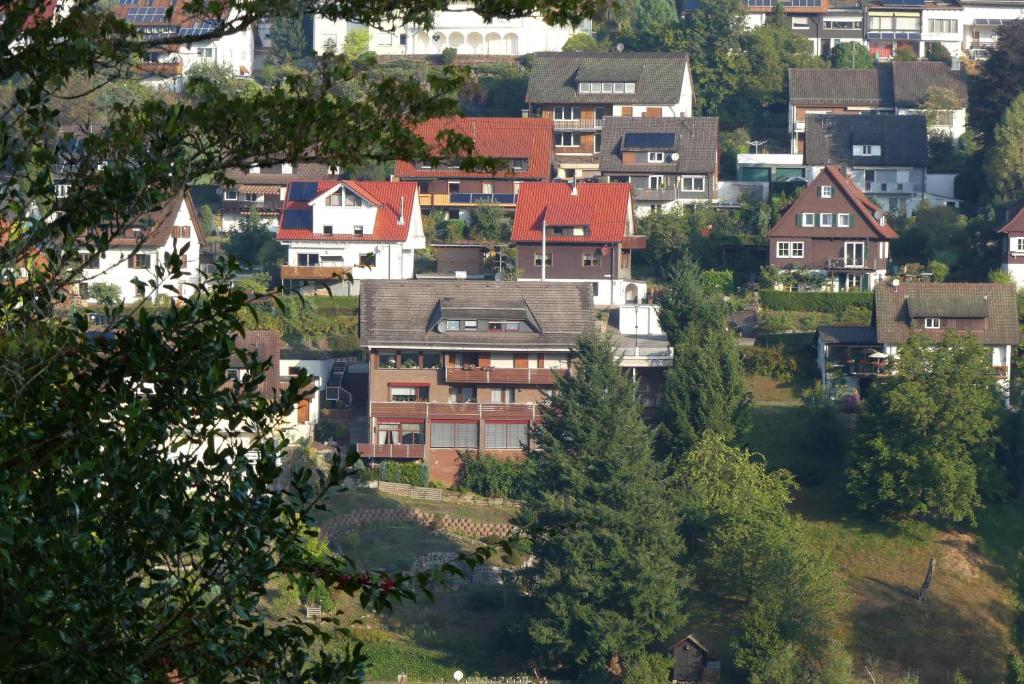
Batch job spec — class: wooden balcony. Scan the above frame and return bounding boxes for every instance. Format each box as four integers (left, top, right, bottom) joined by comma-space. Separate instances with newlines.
370, 401, 538, 422
550, 118, 603, 131
355, 443, 425, 459
444, 366, 558, 385
136, 61, 183, 77
280, 264, 352, 281
419, 192, 517, 208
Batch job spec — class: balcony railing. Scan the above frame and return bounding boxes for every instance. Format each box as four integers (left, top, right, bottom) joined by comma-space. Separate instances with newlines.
863, 181, 921, 194
224, 197, 284, 212
280, 264, 352, 281
551, 118, 603, 131
825, 257, 873, 270
355, 443, 425, 459
444, 366, 559, 385
136, 61, 183, 76
370, 401, 539, 422
418, 192, 517, 207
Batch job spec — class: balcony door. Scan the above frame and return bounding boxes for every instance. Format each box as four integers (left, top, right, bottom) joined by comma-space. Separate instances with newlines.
844, 242, 865, 268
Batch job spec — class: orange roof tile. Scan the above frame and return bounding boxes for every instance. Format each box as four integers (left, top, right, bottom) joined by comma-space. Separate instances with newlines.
511, 182, 633, 244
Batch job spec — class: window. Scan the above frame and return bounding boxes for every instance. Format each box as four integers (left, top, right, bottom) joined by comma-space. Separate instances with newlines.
819, 213, 834, 227
344, 191, 361, 207
297, 253, 320, 266
534, 252, 552, 267
129, 254, 151, 269
400, 351, 420, 368
78, 283, 89, 299
928, 18, 957, 33
879, 241, 889, 259
390, 386, 428, 402
197, 47, 216, 60
353, 225, 364, 236
924, 317, 940, 329
322, 225, 333, 235
776, 241, 805, 258
378, 352, 397, 369
511, 158, 527, 170
820, 185, 833, 198
430, 422, 478, 449
647, 152, 665, 163
464, 320, 478, 330
1013, 237, 1024, 253
681, 176, 705, 192
448, 386, 477, 404
400, 422, 424, 444
82, 252, 100, 269
171, 225, 190, 238
447, 181, 461, 193
824, 18, 861, 30
135, 282, 146, 298
853, 145, 881, 156
280, 163, 292, 174
490, 387, 516, 403
648, 175, 665, 189
488, 321, 521, 332
224, 189, 238, 201
844, 242, 865, 267
555, 132, 581, 147
485, 422, 528, 450
444, 319, 460, 331
800, 213, 815, 227
553, 106, 581, 120
423, 352, 442, 369
791, 16, 809, 28
359, 252, 375, 268
838, 213, 851, 228
582, 253, 601, 267
55, 184, 70, 199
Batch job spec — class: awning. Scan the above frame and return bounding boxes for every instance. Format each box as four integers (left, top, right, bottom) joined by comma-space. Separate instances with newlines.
236, 184, 281, 194
974, 18, 1006, 26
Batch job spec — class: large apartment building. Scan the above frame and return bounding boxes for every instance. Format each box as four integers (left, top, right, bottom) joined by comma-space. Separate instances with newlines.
357, 280, 594, 483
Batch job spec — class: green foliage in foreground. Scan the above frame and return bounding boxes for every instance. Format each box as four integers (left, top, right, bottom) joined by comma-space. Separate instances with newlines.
240, 295, 360, 350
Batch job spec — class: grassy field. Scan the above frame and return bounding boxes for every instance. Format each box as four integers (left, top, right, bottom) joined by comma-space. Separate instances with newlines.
748, 405, 1018, 682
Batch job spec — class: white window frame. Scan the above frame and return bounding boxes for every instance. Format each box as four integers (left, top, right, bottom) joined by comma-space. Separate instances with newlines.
224, 189, 238, 201
776, 241, 804, 258
445, 320, 460, 331
624, 82, 636, 94
648, 175, 665, 189
820, 185, 833, 198
838, 213, 851, 228
555, 132, 581, 147
844, 241, 865, 268
819, 213, 833, 227
647, 151, 665, 163
681, 176, 705, 192
800, 212, 815, 227
924, 318, 940, 329
853, 145, 881, 156
1012, 237, 1024, 253
554, 106, 581, 121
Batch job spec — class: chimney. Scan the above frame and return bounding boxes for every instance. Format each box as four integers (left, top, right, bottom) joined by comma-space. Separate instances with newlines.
398, 196, 405, 225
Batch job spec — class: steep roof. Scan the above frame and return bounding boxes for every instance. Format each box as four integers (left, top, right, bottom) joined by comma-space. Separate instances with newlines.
107, 192, 208, 248
998, 205, 1024, 235
874, 282, 1020, 345
225, 163, 341, 187
598, 117, 719, 175
511, 182, 633, 244
892, 61, 968, 108
276, 180, 417, 242
789, 65, 893, 106
768, 165, 898, 240
111, 0, 225, 41
526, 52, 689, 105
394, 117, 553, 180
359, 280, 595, 350
231, 330, 282, 399
804, 114, 928, 167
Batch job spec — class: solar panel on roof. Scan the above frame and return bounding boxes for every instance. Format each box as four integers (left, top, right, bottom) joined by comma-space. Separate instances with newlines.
876, 0, 922, 5
622, 132, 675, 150
178, 19, 218, 37
125, 6, 169, 22
289, 182, 321, 202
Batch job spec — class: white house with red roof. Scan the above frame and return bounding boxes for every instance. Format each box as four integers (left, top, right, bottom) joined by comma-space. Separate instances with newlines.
276, 180, 424, 294
767, 165, 898, 292
998, 205, 1024, 289
511, 182, 647, 306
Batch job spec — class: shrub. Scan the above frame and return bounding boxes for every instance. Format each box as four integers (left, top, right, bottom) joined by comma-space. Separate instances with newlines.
89, 282, 122, 305
378, 461, 428, 487
455, 451, 532, 499
759, 290, 873, 315
441, 47, 458, 65
303, 578, 336, 612
741, 345, 797, 381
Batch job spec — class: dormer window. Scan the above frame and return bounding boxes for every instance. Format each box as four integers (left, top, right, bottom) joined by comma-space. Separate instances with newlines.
248, 165, 260, 174
550, 225, 588, 237
647, 152, 665, 163
820, 185, 833, 198
488, 321, 521, 332
464, 320, 478, 330
853, 145, 881, 156
445, 320, 460, 331
353, 225, 364, 236
322, 225, 333, 235
511, 158, 528, 170
924, 318, 940, 329
578, 82, 636, 94
280, 163, 293, 174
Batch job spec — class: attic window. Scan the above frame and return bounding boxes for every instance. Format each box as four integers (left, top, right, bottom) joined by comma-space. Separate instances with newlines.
924, 318, 940, 329
838, 213, 851, 227
550, 225, 588, 237
488, 321, 520, 332
853, 145, 881, 157
511, 158, 528, 170
647, 152, 666, 163
578, 82, 636, 94
464, 320, 478, 330
445, 320, 460, 331
820, 185, 833, 198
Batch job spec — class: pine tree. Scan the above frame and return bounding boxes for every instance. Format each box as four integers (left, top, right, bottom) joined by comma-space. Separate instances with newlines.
269, 16, 308, 62
523, 334, 688, 676
656, 253, 725, 346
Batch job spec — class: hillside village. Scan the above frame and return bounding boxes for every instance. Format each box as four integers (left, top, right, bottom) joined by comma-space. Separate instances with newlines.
5, 0, 1024, 682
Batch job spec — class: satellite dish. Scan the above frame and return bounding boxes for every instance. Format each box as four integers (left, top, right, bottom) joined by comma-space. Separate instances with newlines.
616, 42, 625, 53
873, 209, 884, 220
671, 152, 680, 161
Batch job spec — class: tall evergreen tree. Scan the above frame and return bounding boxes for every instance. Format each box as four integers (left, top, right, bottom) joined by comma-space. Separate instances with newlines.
681, 0, 750, 114
523, 334, 688, 677
985, 92, 1024, 201
269, 16, 309, 61
656, 253, 725, 346
971, 19, 1024, 141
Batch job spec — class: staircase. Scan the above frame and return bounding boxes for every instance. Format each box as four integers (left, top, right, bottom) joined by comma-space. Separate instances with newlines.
324, 359, 352, 408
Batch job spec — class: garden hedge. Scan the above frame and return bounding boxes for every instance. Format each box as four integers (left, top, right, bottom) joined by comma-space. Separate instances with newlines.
759, 291, 873, 315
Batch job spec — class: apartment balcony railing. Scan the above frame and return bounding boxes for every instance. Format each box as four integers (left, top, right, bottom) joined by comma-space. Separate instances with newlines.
444, 366, 559, 385
825, 257, 878, 271
551, 118, 603, 131
370, 401, 539, 422
136, 61, 183, 77
418, 192, 517, 208
863, 181, 921, 194
280, 264, 352, 281
355, 443, 425, 459
224, 197, 284, 213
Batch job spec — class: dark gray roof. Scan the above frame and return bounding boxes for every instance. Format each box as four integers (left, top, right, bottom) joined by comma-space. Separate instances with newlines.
599, 117, 718, 175
874, 282, 1021, 346
906, 295, 987, 319
892, 61, 968, 108
818, 326, 877, 345
526, 52, 689, 105
804, 114, 927, 167
360, 280, 595, 350
789, 65, 893, 106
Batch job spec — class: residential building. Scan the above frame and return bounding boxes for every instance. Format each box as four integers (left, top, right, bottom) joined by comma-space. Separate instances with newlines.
817, 282, 1019, 395
80, 193, 207, 303
393, 117, 554, 219
736, 153, 810, 190
864, 0, 928, 59
357, 280, 594, 483
818, 0, 869, 58
113, 0, 254, 91
220, 163, 342, 231
998, 205, 1024, 287
804, 113, 928, 213
788, 61, 967, 152
276, 180, 425, 294
525, 52, 694, 179
959, 1, 1024, 58
311, 16, 348, 54
598, 116, 719, 214
511, 182, 647, 306
363, 3, 584, 56
921, 1, 967, 58
767, 165, 898, 291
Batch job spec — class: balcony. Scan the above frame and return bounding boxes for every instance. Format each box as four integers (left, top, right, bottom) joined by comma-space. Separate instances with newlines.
444, 366, 559, 385
355, 443, 425, 459
223, 197, 284, 213
863, 181, 921, 194
551, 118, 603, 131
825, 257, 883, 271
418, 192, 517, 208
280, 264, 352, 281
370, 401, 539, 422
136, 61, 183, 77
635, 188, 685, 202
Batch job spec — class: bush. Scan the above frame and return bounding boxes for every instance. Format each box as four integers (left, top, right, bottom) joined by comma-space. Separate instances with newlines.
378, 461, 429, 487
303, 578, 336, 612
741, 345, 797, 381
455, 451, 533, 499
89, 282, 122, 305
757, 308, 872, 333
440, 47, 458, 65
759, 290, 873, 315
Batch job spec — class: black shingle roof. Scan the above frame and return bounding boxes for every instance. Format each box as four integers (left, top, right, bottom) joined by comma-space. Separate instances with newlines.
874, 282, 1020, 346
804, 114, 928, 167
526, 52, 690, 105
360, 280, 595, 350
789, 62, 967, 109
599, 117, 718, 175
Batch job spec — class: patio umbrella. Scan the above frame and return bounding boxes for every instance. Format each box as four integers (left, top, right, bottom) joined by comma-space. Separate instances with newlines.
868, 351, 889, 359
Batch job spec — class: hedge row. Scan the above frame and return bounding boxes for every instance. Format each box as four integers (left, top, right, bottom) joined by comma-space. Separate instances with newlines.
759, 291, 873, 315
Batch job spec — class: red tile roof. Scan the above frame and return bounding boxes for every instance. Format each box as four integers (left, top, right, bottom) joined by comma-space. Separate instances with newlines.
276, 180, 418, 243
769, 165, 898, 240
105, 192, 208, 248
511, 182, 634, 244
394, 117, 553, 180
998, 206, 1024, 235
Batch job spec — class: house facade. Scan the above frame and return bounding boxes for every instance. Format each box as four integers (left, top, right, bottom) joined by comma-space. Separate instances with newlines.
788, 61, 967, 152
598, 116, 719, 214
221, 163, 342, 231
511, 182, 647, 306
525, 52, 694, 179
767, 165, 897, 291
276, 180, 424, 294
998, 205, 1024, 287
805, 113, 928, 213
357, 280, 594, 483
394, 117, 554, 219
81, 193, 207, 303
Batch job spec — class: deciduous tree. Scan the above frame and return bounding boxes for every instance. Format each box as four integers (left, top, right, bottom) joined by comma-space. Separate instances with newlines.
830, 42, 873, 69
682, 0, 750, 114
985, 92, 1024, 200
971, 19, 1024, 141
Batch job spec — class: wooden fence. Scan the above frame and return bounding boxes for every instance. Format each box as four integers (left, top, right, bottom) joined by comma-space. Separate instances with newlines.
373, 481, 521, 509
